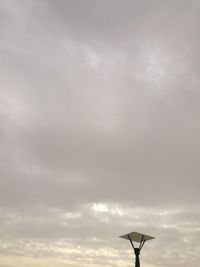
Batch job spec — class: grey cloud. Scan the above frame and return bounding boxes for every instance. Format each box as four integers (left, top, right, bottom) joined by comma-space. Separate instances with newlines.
0, 1, 200, 267
1, 204, 200, 267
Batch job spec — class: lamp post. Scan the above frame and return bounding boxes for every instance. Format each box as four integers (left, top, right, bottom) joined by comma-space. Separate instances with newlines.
119, 231, 155, 267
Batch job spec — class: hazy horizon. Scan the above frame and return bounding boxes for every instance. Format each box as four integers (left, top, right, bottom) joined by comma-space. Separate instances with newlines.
0, 1, 200, 267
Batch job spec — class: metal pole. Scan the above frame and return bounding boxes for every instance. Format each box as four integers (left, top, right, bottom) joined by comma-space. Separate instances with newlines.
128, 235, 141, 267
134, 248, 140, 267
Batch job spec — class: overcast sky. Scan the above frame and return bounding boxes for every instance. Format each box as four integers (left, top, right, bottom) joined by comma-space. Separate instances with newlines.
0, 1, 200, 267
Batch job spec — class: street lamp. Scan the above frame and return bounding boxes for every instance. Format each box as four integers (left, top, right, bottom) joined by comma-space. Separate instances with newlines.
119, 231, 155, 267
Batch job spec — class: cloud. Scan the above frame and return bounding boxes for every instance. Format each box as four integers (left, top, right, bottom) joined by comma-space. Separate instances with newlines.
0, 0, 200, 266
0, 203, 200, 267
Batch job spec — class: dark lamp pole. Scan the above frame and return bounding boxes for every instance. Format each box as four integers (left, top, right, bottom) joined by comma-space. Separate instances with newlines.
119, 231, 155, 267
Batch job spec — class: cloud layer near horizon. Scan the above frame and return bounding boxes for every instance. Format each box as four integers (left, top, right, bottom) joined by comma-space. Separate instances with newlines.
0, 1, 200, 267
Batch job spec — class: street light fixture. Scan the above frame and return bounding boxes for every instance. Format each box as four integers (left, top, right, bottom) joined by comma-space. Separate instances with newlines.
119, 231, 155, 267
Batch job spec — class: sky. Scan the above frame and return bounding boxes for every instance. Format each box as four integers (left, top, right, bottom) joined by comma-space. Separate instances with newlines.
0, 1, 200, 267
